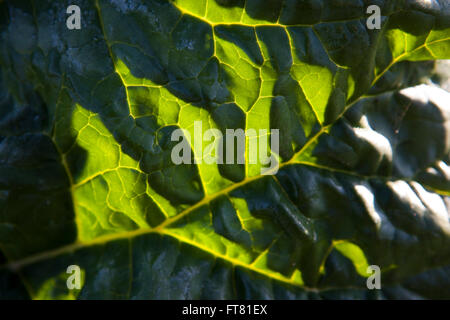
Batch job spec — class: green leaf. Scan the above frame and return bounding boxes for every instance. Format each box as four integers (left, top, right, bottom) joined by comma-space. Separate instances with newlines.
0, 0, 449, 299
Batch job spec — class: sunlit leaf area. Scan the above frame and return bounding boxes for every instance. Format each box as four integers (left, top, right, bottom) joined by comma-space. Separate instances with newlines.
0, 0, 449, 299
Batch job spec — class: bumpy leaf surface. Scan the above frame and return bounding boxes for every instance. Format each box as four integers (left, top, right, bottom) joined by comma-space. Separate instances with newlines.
0, 0, 449, 299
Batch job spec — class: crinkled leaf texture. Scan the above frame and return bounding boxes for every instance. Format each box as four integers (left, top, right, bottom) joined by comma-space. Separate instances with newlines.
0, 0, 449, 300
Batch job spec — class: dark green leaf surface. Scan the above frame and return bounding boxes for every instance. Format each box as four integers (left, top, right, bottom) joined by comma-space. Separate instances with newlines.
0, 0, 449, 299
